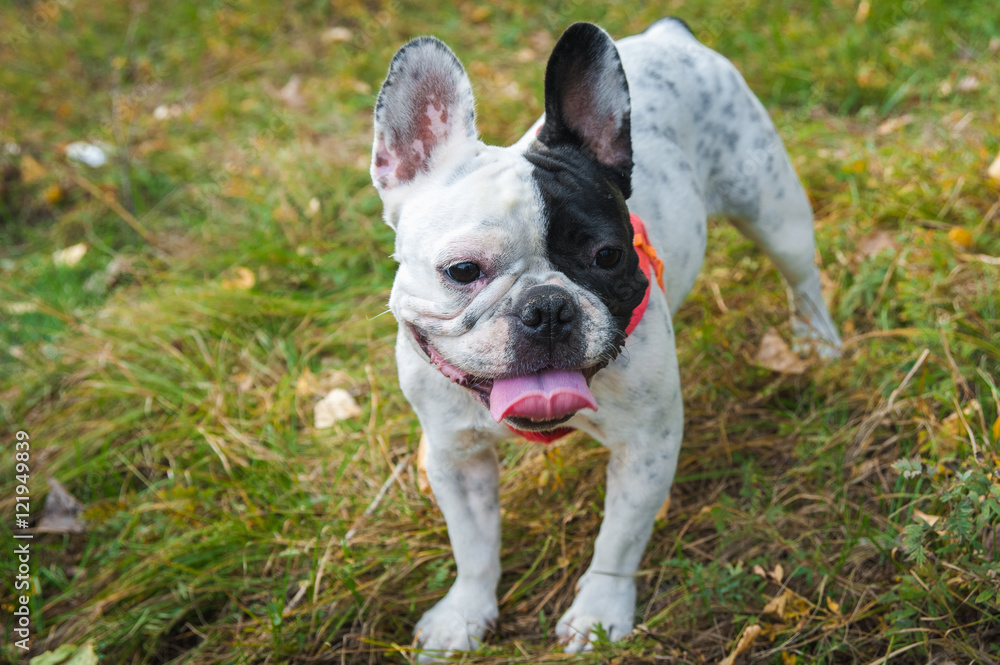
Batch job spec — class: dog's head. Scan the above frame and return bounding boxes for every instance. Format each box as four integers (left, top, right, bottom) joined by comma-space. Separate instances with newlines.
371, 23, 648, 432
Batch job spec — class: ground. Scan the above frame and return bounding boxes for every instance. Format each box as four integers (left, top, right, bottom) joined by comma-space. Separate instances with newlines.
0, 1, 999, 663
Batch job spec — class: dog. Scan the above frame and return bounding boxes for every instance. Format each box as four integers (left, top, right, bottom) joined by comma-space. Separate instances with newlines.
369, 18, 841, 660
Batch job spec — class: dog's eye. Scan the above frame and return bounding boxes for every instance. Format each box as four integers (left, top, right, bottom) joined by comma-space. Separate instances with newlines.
594, 247, 622, 269
446, 261, 482, 284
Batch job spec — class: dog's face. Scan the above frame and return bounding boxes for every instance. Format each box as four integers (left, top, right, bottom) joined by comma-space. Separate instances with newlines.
371, 25, 649, 431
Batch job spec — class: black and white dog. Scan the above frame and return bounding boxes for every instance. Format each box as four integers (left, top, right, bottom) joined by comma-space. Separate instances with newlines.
370, 19, 840, 659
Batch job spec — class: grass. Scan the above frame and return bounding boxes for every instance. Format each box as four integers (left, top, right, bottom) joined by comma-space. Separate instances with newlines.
1, 0, 999, 663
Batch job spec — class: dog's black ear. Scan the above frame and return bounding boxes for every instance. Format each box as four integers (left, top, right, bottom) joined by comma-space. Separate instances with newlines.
371, 37, 477, 209
538, 23, 632, 196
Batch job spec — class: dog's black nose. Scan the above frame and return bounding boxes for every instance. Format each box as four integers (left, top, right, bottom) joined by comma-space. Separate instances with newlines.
516, 285, 577, 340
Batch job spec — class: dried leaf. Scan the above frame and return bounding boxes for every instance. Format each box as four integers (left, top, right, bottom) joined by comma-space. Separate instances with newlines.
763, 589, 813, 622
277, 74, 305, 108
655, 494, 671, 521
956, 75, 980, 93
717, 624, 762, 665
987, 151, 1000, 184
221, 267, 255, 290
772, 564, 784, 584
36, 477, 86, 534
913, 508, 942, 527
21, 154, 47, 183
754, 328, 807, 374
53, 243, 88, 267
854, 0, 870, 23
858, 230, 896, 258
416, 432, 431, 495
29, 641, 98, 665
313, 388, 361, 428
992, 416, 1000, 441
43, 183, 63, 204
947, 227, 973, 248
322, 26, 353, 43
826, 596, 842, 614
876, 114, 913, 136
752, 564, 767, 578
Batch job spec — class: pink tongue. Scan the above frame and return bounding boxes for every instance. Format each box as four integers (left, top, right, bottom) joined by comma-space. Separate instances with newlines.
489, 370, 597, 423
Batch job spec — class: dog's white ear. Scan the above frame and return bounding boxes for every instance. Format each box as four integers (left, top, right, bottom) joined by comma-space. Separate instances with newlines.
371, 36, 478, 223
538, 23, 632, 197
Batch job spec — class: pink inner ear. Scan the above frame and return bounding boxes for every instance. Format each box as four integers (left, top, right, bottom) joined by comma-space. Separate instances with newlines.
375, 89, 459, 188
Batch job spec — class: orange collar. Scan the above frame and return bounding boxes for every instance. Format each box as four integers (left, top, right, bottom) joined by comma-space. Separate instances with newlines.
625, 212, 665, 336
510, 213, 664, 445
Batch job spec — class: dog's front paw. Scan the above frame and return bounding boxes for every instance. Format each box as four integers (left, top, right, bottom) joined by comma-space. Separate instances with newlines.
414, 586, 497, 663
556, 573, 636, 654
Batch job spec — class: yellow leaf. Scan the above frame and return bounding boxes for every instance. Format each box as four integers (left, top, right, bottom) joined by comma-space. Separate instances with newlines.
948, 227, 973, 248
111, 55, 127, 70
988, 151, 1000, 184
718, 624, 762, 665
992, 416, 1000, 441
43, 183, 63, 204
781, 652, 798, 665
221, 267, 255, 290
913, 509, 941, 527
854, 0, 870, 23
416, 433, 431, 495
20, 154, 47, 183
826, 596, 841, 614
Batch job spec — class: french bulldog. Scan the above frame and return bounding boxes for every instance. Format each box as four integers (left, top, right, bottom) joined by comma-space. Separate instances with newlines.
369, 18, 841, 660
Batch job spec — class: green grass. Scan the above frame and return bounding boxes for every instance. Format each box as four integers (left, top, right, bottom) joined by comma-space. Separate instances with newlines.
2, 0, 999, 663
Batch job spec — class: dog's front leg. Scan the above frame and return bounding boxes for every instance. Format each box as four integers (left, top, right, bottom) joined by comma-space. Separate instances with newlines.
414, 429, 501, 661
557, 395, 683, 653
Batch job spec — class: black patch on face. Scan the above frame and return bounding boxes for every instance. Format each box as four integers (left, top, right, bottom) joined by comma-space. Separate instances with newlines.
525, 142, 649, 339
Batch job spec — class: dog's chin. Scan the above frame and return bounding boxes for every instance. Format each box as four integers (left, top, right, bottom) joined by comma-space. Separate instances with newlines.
407, 324, 611, 429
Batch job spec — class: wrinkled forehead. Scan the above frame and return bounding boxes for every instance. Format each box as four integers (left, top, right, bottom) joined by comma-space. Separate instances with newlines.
397, 147, 542, 243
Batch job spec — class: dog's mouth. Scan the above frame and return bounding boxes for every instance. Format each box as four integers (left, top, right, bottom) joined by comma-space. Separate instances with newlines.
409, 325, 605, 431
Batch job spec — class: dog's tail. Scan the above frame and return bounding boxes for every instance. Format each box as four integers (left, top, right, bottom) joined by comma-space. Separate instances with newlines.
643, 17, 697, 40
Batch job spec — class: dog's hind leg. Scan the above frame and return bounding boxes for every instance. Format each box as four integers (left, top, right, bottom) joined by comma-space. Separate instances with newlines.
710, 101, 841, 357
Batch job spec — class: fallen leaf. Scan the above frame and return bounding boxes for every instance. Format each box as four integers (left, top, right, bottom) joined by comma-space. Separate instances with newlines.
718, 624, 762, 665
306, 197, 320, 217
21, 154, 47, 183
272, 199, 298, 224
854, 0, 870, 23
858, 230, 896, 258
53, 243, 88, 267
956, 75, 980, 93
322, 26, 353, 43
313, 388, 361, 428
826, 596, 842, 614
876, 114, 913, 136
29, 641, 98, 665
752, 564, 767, 578
948, 227, 973, 248
772, 564, 784, 584
992, 416, 1000, 441
416, 432, 431, 495
36, 477, 86, 534
987, 151, 1000, 184
277, 74, 305, 108
221, 266, 255, 290
296, 368, 351, 397
913, 508, 941, 528
43, 183, 63, 204
754, 328, 807, 374
655, 494, 671, 521
763, 589, 813, 623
